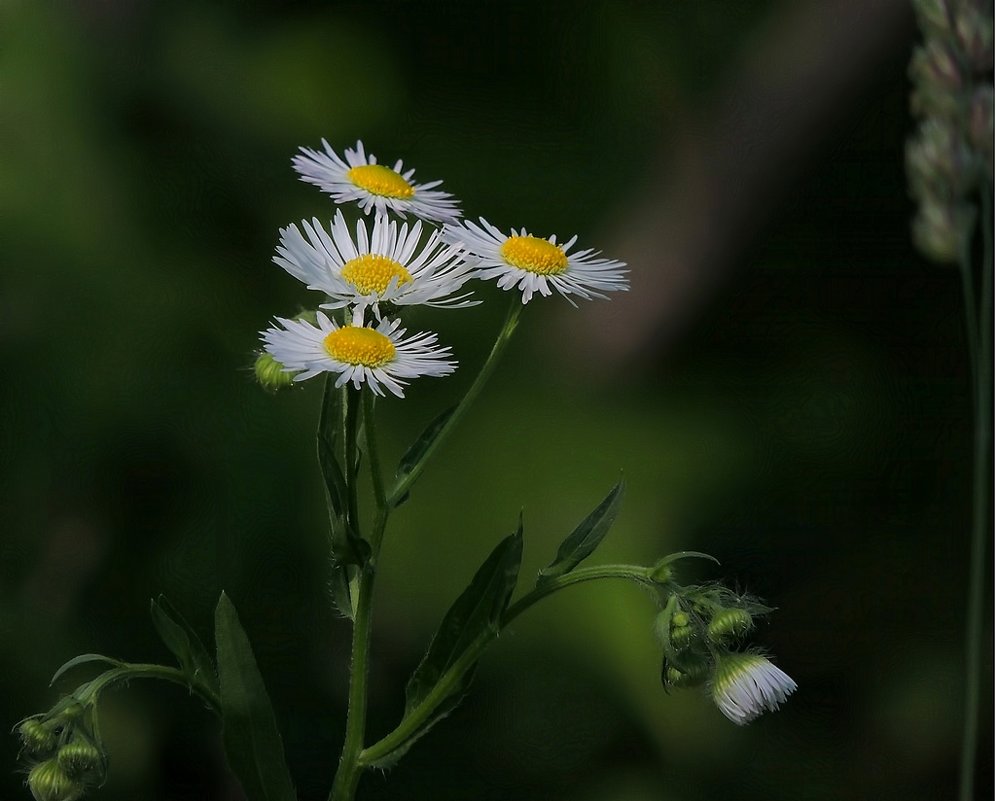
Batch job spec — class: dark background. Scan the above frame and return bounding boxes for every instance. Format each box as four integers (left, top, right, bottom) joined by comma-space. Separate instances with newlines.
2, 1, 992, 800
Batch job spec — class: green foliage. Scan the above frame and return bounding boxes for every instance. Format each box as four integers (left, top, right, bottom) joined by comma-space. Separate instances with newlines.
537, 480, 624, 584
49, 655, 122, 687
371, 520, 523, 767
391, 405, 456, 507
150, 595, 219, 698
214, 593, 297, 801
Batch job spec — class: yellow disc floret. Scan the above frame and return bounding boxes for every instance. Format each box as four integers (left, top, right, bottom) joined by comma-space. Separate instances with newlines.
499, 236, 569, 275
340, 254, 414, 296
323, 327, 396, 367
346, 164, 415, 199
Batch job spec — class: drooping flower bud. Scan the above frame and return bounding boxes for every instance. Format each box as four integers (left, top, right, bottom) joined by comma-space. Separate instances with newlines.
707, 608, 754, 642
710, 652, 797, 725
57, 740, 104, 780
26, 760, 83, 801
909, 41, 964, 118
17, 720, 58, 759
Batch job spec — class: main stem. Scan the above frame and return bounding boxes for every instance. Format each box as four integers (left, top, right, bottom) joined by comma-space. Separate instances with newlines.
959, 182, 993, 801
330, 391, 389, 801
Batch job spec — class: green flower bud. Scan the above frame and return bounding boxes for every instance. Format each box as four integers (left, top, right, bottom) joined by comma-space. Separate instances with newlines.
670, 623, 694, 649
57, 741, 104, 779
954, 3, 994, 74
661, 658, 709, 690
648, 560, 673, 584
907, 118, 974, 200
671, 611, 689, 627
707, 608, 754, 642
913, 0, 956, 41
26, 760, 83, 801
909, 41, 963, 118
18, 720, 58, 758
254, 352, 296, 392
912, 199, 976, 263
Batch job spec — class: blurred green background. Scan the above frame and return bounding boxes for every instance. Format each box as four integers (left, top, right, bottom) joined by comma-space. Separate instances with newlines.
2, 1, 991, 800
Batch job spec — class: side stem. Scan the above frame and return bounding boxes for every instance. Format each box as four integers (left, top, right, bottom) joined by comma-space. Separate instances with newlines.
388, 300, 523, 507
959, 181, 993, 801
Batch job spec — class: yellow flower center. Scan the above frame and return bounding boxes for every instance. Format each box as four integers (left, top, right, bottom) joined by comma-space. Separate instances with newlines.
341, 254, 414, 296
323, 327, 396, 367
499, 236, 569, 275
346, 164, 415, 199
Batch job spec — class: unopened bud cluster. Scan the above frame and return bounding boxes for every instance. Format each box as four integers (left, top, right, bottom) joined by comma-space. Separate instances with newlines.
15, 701, 106, 801
907, 0, 993, 262
653, 582, 795, 724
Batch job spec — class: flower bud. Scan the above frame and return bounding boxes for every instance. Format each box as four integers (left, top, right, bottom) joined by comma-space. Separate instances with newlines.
909, 41, 963, 118
913, 0, 956, 41
17, 720, 58, 758
254, 352, 296, 392
662, 659, 709, 690
954, 3, 994, 74
26, 760, 83, 801
707, 608, 753, 642
907, 118, 974, 200
57, 741, 104, 779
711, 652, 796, 725
912, 199, 976, 263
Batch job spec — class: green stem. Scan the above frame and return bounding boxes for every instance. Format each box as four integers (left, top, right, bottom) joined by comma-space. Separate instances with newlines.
387, 300, 524, 507
959, 181, 992, 801
80, 663, 221, 713
329, 568, 374, 801
359, 564, 651, 767
330, 391, 392, 801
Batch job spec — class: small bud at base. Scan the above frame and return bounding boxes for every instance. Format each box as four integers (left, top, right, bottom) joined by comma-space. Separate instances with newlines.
254, 352, 296, 392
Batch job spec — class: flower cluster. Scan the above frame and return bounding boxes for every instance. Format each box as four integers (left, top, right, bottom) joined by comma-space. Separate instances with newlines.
906, 0, 993, 261
16, 702, 106, 801
654, 581, 797, 725
258, 140, 629, 397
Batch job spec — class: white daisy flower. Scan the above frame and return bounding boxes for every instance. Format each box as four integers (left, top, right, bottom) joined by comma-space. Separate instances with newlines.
444, 217, 629, 305
261, 312, 456, 398
274, 211, 478, 318
710, 652, 797, 725
292, 139, 462, 224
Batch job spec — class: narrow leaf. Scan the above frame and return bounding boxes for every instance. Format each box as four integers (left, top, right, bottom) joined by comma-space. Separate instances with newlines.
151, 595, 218, 696
392, 406, 456, 502
215, 593, 297, 801
405, 519, 523, 714
50, 654, 122, 686
537, 480, 625, 583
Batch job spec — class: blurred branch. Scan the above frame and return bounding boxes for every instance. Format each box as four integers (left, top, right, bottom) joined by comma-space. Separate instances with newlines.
563, 0, 914, 366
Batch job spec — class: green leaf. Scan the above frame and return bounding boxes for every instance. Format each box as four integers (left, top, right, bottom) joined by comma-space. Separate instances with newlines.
50, 654, 122, 686
215, 593, 297, 801
150, 595, 219, 697
405, 519, 523, 714
537, 480, 625, 583
391, 406, 455, 504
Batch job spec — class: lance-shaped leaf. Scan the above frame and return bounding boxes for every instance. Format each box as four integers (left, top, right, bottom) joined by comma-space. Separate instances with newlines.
391, 406, 456, 506
150, 595, 219, 698
50, 654, 123, 686
215, 593, 297, 801
537, 480, 624, 584
403, 520, 523, 717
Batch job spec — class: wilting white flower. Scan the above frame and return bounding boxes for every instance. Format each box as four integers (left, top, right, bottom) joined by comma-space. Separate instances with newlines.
710, 652, 797, 725
261, 312, 455, 398
444, 217, 628, 304
274, 211, 477, 319
292, 139, 462, 224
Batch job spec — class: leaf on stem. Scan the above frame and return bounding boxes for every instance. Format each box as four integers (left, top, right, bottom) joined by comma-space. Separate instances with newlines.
214, 593, 297, 801
150, 595, 219, 698
374, 520, 523, 766
537, 480, 624, 584
50, 654, 123, 686
391, 405, 456, 506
